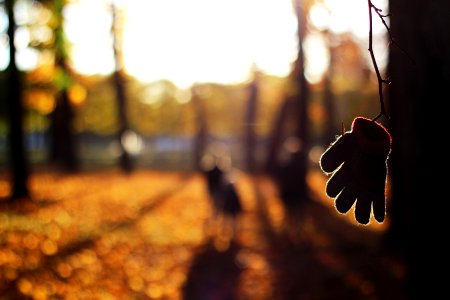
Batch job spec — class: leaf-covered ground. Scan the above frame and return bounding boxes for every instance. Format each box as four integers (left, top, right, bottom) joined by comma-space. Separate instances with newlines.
0, 169, 407, 299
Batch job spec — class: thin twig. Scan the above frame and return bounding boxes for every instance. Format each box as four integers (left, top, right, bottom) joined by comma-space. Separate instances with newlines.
372, 3, 416, 65
368, 0, 416, 122
368, 0, 388, 121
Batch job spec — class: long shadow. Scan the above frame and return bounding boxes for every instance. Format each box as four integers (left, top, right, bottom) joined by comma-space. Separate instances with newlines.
0, 195, 57, 213
182, 238, 242, 300
182, 164, 244, 300
253, 177, 408, 300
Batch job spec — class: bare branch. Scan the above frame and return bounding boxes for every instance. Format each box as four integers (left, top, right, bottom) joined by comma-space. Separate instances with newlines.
373, 4, 416, 65
368, 0, 388, 120
367, 0, 415, 121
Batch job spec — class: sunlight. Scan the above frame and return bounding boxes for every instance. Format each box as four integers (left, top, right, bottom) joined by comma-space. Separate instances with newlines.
0, 5, 8, 70
63, 0, 298, 88
123, 0, 298, 88
63, 0, 115, 75
324, 0, 388, 38
304, 32, 329, 84
0, 0, 388, 85
308, 3, 330, 32
121, 129, 143, 155
306, 0, 388, 82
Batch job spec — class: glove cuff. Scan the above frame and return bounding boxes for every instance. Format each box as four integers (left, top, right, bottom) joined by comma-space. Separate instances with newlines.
351, 117, 391, 156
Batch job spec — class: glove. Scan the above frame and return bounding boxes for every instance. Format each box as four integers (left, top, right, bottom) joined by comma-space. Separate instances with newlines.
320, 117, 391, 224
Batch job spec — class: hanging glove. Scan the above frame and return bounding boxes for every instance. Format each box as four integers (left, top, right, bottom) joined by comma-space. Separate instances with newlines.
320, 117, 391, 224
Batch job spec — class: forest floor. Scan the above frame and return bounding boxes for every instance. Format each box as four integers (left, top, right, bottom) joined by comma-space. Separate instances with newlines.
0, 168, 408, 300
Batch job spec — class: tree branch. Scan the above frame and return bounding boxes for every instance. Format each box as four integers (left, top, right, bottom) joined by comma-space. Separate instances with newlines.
368, 0, 388, 121
368, 1, 416, 122
372, 3, 416, 65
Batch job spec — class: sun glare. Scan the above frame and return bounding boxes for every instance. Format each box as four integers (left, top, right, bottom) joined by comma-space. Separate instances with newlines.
323, 0, 387, 38
0, 0, 387, 86
63, 0, 115, 75
304, 32, 329, 84
63, 0, 298, 88
305, 0, 388, 83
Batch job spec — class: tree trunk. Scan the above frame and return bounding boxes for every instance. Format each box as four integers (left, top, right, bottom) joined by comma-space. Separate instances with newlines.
111, 4, 132, 172
387, 0, 450, 296
50, 0, 79, 172
290, 0, 310, 199
191, 86, 208, 171
244, 76, 259, 173
50, 88, 78, 172
113, 71, 132, 172
265, 0, 310, 203
5, 0, 29, 200
322, 32, 337, 146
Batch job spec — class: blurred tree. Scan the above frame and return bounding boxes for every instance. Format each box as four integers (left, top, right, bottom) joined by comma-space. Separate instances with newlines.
111, 3, 132, 172
43, 0, 79, 172
5, 0, 29, 199
244, 72, 260, 173
191, 85, 208, 171
284, 0, 311, 200
387, 0, 450, 296
265, 0, 311, 207
27, 0, 79, 172
322, 32, 337, 146
0, 72, 7, 137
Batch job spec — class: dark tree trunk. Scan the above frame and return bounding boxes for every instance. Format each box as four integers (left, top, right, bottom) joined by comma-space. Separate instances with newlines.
387, 0, 450, 296
191, 87, 208, 171
322, 72, 336, 146
244, 77, 259, 173
322, 33, 337, 146
50, 0, 79, 172
290, 0, 310, 199
265, 0, 310, 204
113, 71, 132, 173
5, 0, 29, 200
50, 88, 78, 172
111, 4, 132, 173
265, 0, 310, 209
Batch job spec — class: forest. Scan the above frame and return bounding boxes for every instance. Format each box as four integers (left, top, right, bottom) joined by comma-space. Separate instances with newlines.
1, 0, 449, 299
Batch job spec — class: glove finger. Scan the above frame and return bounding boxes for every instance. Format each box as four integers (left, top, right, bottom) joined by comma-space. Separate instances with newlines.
335, 187, 357, 214
372, 193, 386, 223
355, 197, 371, 225
320, 134, 353, 173
326, 167, 348, 198
357, 161, 387, 193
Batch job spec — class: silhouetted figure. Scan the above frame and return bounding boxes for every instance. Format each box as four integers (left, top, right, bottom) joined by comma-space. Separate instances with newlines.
50, 90, 79, 172
205, 163, 225, 218
273, 137, 310, 241
201, 147, 242, 240
275, 137, 309, 209
221, 182, 242, 221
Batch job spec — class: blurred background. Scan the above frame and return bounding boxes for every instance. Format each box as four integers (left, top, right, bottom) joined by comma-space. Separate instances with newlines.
2, 0, 445, 298
0, 0, 388, 171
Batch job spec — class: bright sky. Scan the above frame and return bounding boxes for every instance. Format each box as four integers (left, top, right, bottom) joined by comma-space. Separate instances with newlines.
0, 0, 388, 87
63, 0, 299, 88
306, 0, 388, 82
